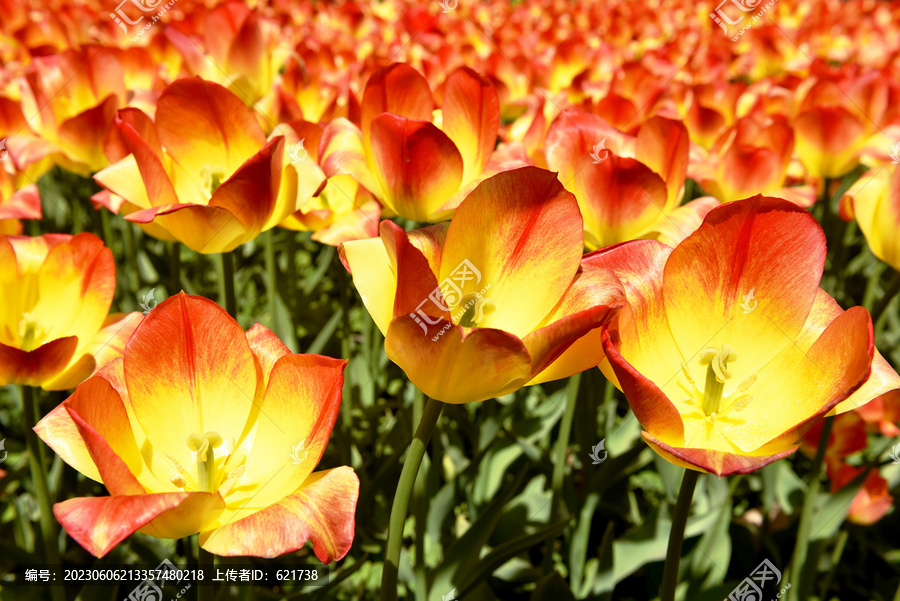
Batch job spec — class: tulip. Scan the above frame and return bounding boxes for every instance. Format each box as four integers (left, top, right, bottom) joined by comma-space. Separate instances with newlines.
321, 63, 505, 222
275, 121, 380, 245
0, 233, 141, 390
339, 166, 625, 405
801, 412, 894, 525
0, 181, 41, 235
94, 78, 302, 254
840, 163, 900, 272
794, 70, 890, 181
34, 293, 359, 559
601, 196, 898, 477
13, 48, 127, 176
692, 115, 814, 206
835, 467, 893, 526
544, 110, 714, 249
164, 4, 290, 105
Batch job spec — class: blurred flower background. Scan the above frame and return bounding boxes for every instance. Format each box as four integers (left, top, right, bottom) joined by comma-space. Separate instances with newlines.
1, 0, 900, 600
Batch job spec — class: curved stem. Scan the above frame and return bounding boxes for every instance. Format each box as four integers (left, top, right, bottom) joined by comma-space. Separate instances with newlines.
380, 397, 443, 601
22, 386, 64, 601
217, 251, 237, 318
788, 415, 834, 601
660, 469, 700, 601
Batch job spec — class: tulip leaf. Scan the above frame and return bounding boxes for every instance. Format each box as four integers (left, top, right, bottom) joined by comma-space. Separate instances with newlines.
810, 468, 868, 542
456, 517, 571, 598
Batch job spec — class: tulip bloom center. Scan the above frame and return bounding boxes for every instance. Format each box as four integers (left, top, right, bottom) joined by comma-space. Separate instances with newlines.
199, 165, 228, 198
699, 344, 738, 416
457, 292, 495, 328
18, 314, 49, 352
186, 431, 224, 493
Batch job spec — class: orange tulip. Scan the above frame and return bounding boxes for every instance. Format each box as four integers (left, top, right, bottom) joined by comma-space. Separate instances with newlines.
321, 63, 503, 222
0, 233, 141, 390
339, 167, 625, 404
693, 114, 814, 206
794, 70, 890, 180
94, 78, 301, 253
800, 410, 895, 525
601, 196, 898, 476
165, 3, 289, 105
35, 293, 359, 559
834, 467, 893, 526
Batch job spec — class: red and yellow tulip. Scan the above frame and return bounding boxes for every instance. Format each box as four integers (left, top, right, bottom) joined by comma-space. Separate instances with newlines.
94, 78, 303, 253
339, 167, 625, 404
0, 233, 141, 390
601, 196, 898, 476
544, 110, 713, 249
35, 293, 359, 559
321, 63, 502, 222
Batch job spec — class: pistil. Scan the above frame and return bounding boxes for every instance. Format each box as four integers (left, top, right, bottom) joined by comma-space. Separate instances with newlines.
186, 431, 223, 493
457, 293, 495, 328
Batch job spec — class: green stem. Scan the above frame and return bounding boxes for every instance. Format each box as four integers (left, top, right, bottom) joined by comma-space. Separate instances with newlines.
286, 233, 298, 317
380, 397, 444, 601
660, 469, 700, 601
542, 373, 581, 573
169, 242, 181, 295
788, 415, 834, 601
412, 390, 427, 601
123, 222, 140, 293
199, 546, 215, 601
819, 528, 848, 598
22, 386, 65, 601
264, 230, 280, 336
871, 270, 900, 330
217, 251, 237, 318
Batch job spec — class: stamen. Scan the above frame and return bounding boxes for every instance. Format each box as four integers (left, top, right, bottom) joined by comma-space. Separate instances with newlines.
699, 345, 738, 416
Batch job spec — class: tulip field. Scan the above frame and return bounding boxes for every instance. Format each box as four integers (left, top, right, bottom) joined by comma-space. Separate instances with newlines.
4, 0, 900, 600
